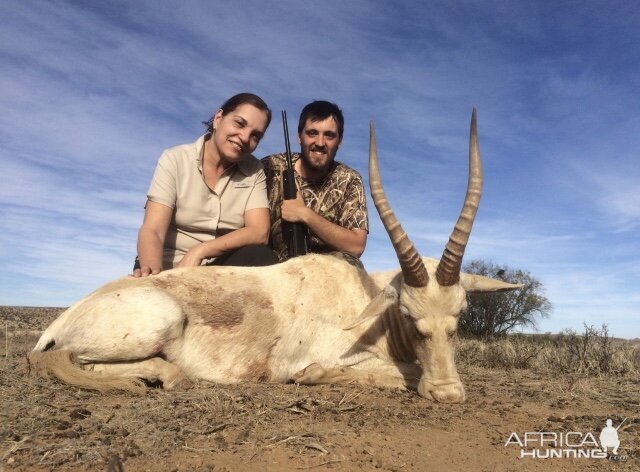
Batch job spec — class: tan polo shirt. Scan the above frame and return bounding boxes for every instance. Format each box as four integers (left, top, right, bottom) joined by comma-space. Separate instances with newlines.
147, 135, 268, 268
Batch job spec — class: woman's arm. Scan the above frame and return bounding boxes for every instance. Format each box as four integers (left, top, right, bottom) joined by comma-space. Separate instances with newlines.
176, 207, 270, 268
133, 200, 173, 277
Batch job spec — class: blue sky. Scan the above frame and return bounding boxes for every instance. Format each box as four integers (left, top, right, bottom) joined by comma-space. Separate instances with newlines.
1, 0, 638, 338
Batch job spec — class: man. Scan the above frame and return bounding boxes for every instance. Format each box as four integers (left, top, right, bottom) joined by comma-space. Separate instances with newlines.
262, 100, 368, 263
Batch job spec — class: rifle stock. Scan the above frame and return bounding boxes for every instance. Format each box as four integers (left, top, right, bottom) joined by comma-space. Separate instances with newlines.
281, 110, 308, 257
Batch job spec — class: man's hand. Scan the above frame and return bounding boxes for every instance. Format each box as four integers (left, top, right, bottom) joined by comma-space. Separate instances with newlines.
281, 190, 309, 224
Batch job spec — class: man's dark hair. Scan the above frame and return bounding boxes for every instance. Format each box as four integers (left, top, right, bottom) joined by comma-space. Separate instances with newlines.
297, 100, 344, 139
203, 92, 272, 133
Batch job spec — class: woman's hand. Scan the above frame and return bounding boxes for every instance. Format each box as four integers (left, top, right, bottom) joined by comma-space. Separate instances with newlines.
132, 262, 163, 278
135, 200, 172, 276
176, 246, 205, 268
175, 208, 270, 269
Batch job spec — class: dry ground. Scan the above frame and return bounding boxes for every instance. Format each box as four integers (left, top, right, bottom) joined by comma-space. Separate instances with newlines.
1, 306, 638, 471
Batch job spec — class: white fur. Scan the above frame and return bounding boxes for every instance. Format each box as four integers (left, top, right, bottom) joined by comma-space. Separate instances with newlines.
33, 255, 518, 402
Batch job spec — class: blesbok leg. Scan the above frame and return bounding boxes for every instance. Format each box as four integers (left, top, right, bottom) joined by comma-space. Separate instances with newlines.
87, 357, 189, 389
292, 361, 421, 390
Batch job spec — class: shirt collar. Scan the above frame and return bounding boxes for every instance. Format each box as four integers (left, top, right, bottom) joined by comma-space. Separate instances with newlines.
195, 134, 207, 173
236, 157, 254, 176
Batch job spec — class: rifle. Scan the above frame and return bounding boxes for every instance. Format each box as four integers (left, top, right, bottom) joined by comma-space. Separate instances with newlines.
616, 418, 627, 431
281, 110, 308, 257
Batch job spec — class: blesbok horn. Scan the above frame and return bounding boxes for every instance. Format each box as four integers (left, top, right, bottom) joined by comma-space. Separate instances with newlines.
369, 121, 428, 287
436, 108, 483, 286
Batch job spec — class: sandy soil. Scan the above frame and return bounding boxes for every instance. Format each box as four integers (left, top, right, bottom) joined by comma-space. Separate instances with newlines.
1, 306, 638, 471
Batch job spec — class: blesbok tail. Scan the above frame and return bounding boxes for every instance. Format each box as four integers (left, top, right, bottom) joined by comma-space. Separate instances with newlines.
27, 350, 146, 394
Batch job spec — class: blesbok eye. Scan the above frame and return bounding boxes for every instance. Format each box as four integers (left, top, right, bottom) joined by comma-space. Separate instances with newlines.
447, 330, 457, 340
416, 330, 432, 341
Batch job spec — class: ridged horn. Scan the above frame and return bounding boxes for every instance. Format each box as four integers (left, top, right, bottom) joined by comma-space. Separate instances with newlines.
436, 108, 483, 286
369, 121, 428, 287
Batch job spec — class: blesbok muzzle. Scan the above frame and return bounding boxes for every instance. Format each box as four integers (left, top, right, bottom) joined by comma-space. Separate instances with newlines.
419, 378, 466, 403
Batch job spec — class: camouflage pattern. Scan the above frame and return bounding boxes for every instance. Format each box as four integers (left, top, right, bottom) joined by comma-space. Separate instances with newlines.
262, 153, 369, 262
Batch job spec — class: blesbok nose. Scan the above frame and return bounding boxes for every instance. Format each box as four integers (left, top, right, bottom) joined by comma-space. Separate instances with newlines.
419, 380, 466, 403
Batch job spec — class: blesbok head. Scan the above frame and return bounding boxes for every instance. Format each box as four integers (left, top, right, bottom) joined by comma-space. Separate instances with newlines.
351, 110, 520, 403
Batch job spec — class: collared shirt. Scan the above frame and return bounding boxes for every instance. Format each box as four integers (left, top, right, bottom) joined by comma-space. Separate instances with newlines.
262, 153, 368, 262
148, 134, 268, 268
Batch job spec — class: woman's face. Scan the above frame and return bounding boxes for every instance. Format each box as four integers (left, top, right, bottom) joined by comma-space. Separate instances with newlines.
212, 104, 269, 163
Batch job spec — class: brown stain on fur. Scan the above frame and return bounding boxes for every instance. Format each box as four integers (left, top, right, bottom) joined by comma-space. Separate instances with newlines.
284, 265, 306, 282
239, 336, 281, 382
241, 360, 271, 382
192, 286, 274, 329
147, 270, 282, 382
151, 273, 274, 330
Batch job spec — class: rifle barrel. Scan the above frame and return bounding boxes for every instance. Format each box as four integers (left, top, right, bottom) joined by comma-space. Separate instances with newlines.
282, 110, 293, 169
280, 110, 308, 257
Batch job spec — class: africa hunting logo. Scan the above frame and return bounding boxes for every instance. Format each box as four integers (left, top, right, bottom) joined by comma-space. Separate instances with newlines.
505, 418, 628, 460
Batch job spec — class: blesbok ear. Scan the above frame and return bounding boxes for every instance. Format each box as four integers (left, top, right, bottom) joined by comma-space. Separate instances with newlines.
460, 273, 523, 293
343, 284, 399, 330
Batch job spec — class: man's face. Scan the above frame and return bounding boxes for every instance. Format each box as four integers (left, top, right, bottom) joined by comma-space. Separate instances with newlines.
298, 116, 341, 174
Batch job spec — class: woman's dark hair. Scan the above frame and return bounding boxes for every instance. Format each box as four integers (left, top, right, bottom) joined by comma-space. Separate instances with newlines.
297, 100, 344, 139
203, 93, 272, 133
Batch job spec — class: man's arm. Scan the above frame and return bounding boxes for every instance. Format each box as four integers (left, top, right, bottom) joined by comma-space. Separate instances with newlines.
281, 192, 367, 257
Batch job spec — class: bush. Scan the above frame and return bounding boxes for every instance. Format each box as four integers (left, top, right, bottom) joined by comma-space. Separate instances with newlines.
460, 260, 552, 340
542, 324, 636, 376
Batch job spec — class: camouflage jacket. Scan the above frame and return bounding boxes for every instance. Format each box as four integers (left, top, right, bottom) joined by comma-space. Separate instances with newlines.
261, 153, 369, 262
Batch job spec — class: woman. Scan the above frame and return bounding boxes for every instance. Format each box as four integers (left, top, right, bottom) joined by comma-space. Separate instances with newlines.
133, 93, 276, 277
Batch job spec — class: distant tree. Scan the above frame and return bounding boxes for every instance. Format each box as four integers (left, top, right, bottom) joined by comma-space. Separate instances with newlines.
459, 260, 552, 340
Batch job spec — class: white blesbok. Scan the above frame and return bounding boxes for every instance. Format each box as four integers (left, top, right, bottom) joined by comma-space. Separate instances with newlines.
29, 110, 519, 403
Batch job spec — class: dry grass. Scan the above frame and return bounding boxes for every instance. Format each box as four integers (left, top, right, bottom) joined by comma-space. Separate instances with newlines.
457, 324, 639, 376
2, 307, 640, 471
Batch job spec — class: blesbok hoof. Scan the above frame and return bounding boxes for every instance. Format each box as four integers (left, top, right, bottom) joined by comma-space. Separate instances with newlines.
292, 363, 325, 384
163, 375, 194, 390
425, 382, 466, 404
